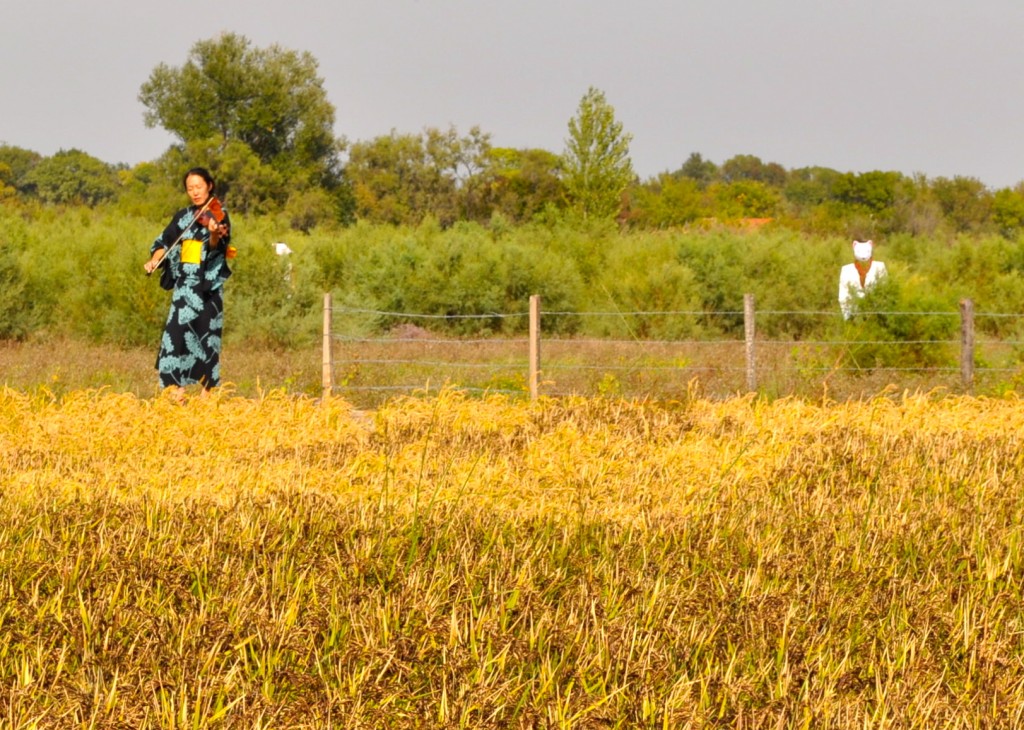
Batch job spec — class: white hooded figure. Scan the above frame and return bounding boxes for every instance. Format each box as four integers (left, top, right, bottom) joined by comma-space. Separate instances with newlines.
838, 239, 887, 319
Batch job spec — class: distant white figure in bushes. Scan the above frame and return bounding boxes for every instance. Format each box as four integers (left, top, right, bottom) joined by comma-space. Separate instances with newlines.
838, 239, 887, 319
273, 242, 294, 292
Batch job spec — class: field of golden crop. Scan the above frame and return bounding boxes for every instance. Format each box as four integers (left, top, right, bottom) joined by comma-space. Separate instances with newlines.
2, 386, 1024, 728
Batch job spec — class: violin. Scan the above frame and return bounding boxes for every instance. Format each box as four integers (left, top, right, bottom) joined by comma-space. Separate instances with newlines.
197, 196, 226, 230
146, 196, 228, 276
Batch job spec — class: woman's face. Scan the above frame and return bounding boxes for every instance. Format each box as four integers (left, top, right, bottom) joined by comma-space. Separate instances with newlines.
185, 174, 213, 206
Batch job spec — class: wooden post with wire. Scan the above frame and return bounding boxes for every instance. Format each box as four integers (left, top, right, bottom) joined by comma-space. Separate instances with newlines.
322, 292, 333, 399
960, 297, 974, 393
529, 294, 541, 400
744, 293, 757, 392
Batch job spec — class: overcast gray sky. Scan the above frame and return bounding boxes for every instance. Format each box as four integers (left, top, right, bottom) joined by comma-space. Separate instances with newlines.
3, 0, 1023, 188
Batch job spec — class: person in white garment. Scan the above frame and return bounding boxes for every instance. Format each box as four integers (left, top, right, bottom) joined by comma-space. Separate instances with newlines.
838, 239, 887, 319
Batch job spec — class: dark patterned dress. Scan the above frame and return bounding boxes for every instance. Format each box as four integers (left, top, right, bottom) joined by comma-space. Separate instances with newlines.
150, 204, 233, 389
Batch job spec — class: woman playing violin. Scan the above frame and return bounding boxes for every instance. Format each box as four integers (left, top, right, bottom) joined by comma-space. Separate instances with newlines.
143, 167, 233, 394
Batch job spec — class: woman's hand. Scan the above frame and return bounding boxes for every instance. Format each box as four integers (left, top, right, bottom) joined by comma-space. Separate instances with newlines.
144, 250, 165, 274
207, 216, 228, 238
208, 220, 229, 248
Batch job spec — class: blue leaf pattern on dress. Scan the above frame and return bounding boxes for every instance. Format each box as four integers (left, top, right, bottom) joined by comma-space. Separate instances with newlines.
181, 286, 204, 310
184, 331, 206, 360
178, 304, 199, 327
159, 352, 197, 375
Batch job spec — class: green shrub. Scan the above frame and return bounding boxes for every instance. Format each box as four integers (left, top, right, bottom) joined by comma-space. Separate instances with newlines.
2, 204, 1021, 386
588, 235, 702, 339
841, 273, 958, 370
0, 242, 33, 339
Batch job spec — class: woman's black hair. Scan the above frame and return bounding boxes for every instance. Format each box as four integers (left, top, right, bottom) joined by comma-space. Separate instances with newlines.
182, 167, 215, 192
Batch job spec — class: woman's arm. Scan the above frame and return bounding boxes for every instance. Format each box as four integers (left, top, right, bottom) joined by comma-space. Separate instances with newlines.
144, 248, 166, 274
144, 208, 186, 274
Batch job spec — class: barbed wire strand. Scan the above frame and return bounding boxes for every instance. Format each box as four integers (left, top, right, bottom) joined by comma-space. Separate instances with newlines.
329, 305, 1024, 397
336, 305, 1024, 319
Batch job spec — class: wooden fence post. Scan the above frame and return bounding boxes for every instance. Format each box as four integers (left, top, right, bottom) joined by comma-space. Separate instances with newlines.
960, 298, 974, 393
529, 294, 541, 400
744, 293, 756, 392
322, 292, 333, 399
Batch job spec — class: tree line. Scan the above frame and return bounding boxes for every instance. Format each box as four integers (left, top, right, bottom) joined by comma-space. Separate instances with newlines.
2, 32, 1022, 240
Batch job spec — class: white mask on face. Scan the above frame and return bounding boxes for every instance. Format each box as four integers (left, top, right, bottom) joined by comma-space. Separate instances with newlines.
852, 240, 874, 262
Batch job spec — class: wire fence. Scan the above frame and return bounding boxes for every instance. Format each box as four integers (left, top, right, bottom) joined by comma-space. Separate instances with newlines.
322, 294, 1024, 405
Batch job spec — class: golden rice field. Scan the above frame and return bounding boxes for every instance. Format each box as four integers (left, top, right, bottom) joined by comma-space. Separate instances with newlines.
2, 387, 1024, 728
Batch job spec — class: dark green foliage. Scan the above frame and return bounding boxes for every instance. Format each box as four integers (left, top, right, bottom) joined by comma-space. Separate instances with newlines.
675, 152, 718, 186
225, 238, 320, 349
138, 33, 346, 226
841, 274, 957, 369
345, 126, 493, 227
4, 129, 1020, 239
2, 202, 1023, 386
709, 180, 781, 219
675, 233, 749, 334
330, 220, 583, 336
627, 174, 703, 228
783, 166, 842, 208
23, 149, 118, 206
589, 236, 702, 339
0, 144, 42, 195
479, 147, 566, 224
139, 33, 339, 181
720, 154, 787, 186
992, 188, 1024, 238
930, 176, 993, 233
831, 170, 904, 214
0, 241, 33, 339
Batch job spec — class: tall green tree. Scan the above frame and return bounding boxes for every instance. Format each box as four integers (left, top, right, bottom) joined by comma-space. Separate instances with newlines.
783, 166, 842, 208
710, 180, 781, 218
930, 176, 993, 233
831, 170, 904, 214
346, 130, 441, 225
423, 125, 491, 222
627, 173, 703, 228
720, 154, 787, 187
139, 33, 343, 189
345, 126, 491, 226
993, 186, 1024, 238
675, 152, 718, 187
562, 87, 634, 220
0, 145, 42, 197
23, 149, 118, 206
479, 147, 565, 224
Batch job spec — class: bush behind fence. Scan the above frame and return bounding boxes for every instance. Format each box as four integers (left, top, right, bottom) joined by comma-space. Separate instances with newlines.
323, 294, 1024, 405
